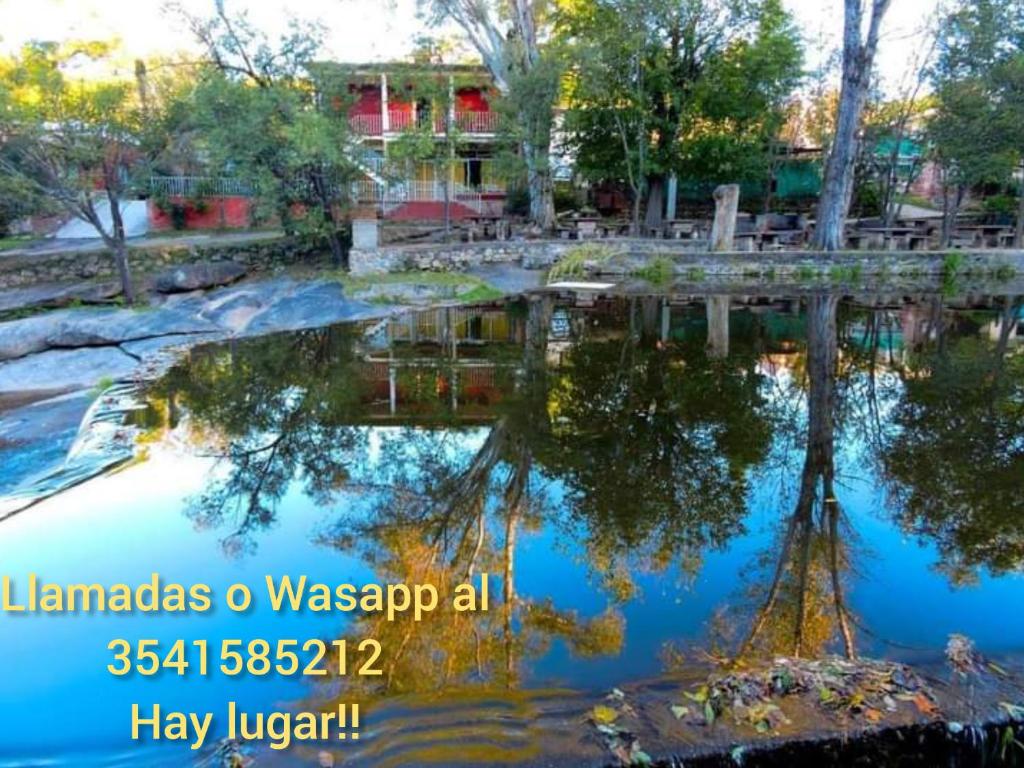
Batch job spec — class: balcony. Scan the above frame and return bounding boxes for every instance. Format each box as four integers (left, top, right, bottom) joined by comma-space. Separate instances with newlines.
349, 110, 499, 136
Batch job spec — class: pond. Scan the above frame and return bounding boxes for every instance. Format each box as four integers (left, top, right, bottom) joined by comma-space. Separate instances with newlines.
1, 290, 1023, 766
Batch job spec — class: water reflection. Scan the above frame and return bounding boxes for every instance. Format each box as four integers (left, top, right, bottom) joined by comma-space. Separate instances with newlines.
123, 290, 1024, 763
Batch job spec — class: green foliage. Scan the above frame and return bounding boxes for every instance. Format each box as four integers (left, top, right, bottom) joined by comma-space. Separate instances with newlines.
942, 251, 966, 277
928, 0, 1024, 196
548, 243, 619, 280
633, 255, 674, 284
180, 4, 359, 263
559, 0, 803, 194
0, 42, 146, 231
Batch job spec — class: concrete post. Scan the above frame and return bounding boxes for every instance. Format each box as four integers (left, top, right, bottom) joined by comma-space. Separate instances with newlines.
710, 184, 740, 252
380, 72, 390, 133
352, 218, 379, 249
666, 174, 678, 221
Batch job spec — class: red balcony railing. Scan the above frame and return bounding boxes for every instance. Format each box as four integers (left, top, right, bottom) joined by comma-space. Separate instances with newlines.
348, 110, 499, 135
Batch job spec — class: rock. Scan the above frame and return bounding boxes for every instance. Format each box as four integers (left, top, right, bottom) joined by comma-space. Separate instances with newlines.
49, 308, 220, 348
0, 347, 138, 395
152, 261, 247, 293
0, 313, 60, 360
199, 292, 266, 333
119, 332, 223, 359
244, 281, 379, 334
0, 307, 221, 361
0, 390, 93, 495
0, 281, 121, 313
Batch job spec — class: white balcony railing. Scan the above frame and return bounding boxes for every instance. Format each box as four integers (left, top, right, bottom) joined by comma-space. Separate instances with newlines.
150, 176, 253, 197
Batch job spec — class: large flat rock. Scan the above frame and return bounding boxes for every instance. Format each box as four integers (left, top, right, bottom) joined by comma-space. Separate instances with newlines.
0, 281, 122, 313
0, 307, 220, 361
0, 347, 138, 395
242, 281, 380, 334
0, 390, 93, 495
152, 261, 247, 293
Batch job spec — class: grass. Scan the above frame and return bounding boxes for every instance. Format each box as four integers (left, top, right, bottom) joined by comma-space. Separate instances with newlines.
633, 255, 675, 284
0, 235, 37, 251
89, 376, 115, 397
942, 251, 966, 277
333, 270, 504, 305
548, 243, 620, 281
828, 264, 862, 282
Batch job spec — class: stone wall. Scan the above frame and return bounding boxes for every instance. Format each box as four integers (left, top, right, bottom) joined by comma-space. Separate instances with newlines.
351, 238, 1024, 278
350, 240, 677, 274
0, 236, 322, 290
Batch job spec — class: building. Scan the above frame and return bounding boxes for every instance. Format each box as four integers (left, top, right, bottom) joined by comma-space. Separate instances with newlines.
336, 62, 508, 221
149, 62, 509, 232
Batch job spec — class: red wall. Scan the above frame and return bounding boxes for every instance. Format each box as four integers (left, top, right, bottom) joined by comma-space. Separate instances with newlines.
349, 85, 381, 115
456, 88, 489, 111
148, 197, 251, 231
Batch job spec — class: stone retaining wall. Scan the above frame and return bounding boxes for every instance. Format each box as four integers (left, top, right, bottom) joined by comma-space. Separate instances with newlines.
0, 237, 320, 290
351, 239, 1024, 278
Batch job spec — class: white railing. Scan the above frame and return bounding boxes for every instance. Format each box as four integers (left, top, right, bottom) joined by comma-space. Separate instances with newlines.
353, 179, 484, 214
150, 176, 253, 197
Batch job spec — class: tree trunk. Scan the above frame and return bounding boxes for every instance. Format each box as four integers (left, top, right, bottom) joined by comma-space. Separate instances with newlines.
644, 175, 666, 236
813, 0, 891, 251
1016, 169, 1024, 249
631, 189, 643, 236
105, 192, 135, 305
111, 239, 135, 306
524, 137, 555, 232
940, 183, 964, 248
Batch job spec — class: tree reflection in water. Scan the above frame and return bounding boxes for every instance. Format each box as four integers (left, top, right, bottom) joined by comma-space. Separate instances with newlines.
881, 296, 1024, 584
736, 296, 855, 661
137, 291, 1024, 758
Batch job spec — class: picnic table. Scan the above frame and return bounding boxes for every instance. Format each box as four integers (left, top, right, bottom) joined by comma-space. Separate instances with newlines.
759, 228, 806, 250
847, 226, 917, 251
664, 219, 708, 240
954, 224, 1015, 248
556, 215, 604, 240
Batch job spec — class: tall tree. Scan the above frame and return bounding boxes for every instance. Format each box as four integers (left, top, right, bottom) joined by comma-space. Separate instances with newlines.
560, 0, 802, 231
928, 0, 1021, 246
0, 42, 151, 303
176, 2, 359, 267
813, 0, 891, 251
420, 0, 559, 231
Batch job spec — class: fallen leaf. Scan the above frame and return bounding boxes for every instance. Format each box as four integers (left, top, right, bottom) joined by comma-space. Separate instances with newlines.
685, 685, 709, 704
865, 708, 883, 723
592, 705, 619, 725
912, 693, 938, 717
670, 705, 690, 720
988, 662, 1009, 678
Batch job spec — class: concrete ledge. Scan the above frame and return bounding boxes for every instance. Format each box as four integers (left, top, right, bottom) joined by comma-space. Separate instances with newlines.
350, 238, 1024, 278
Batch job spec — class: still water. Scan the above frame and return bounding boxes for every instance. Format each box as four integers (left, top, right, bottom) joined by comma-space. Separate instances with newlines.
1, 291, 1022, 766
